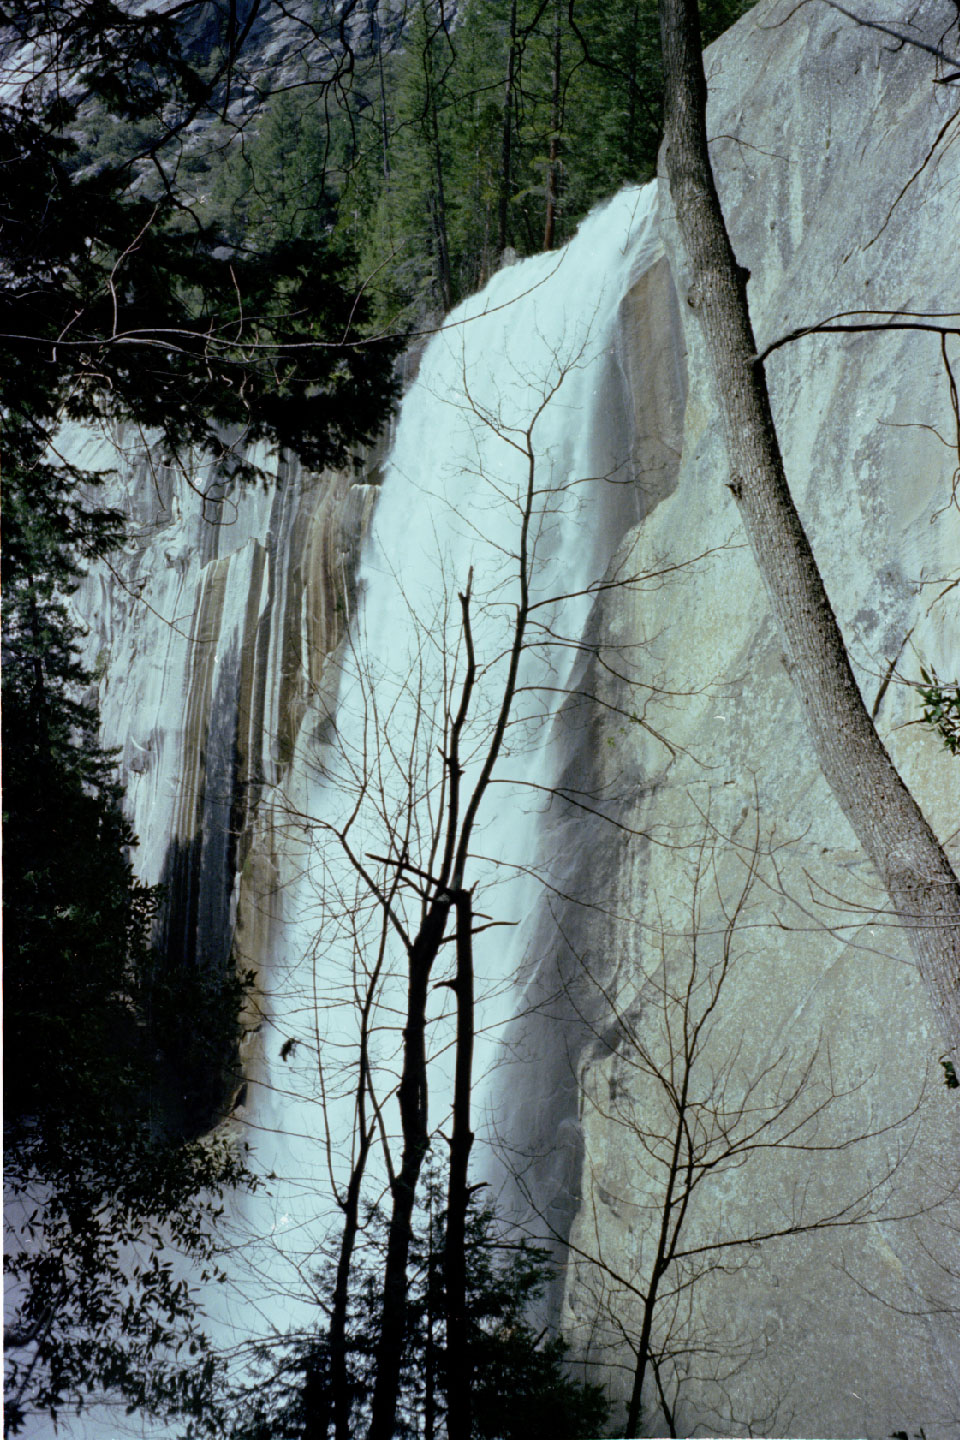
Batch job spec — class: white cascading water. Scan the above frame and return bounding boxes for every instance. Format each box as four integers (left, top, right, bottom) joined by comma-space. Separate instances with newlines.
29, 186, 661, 1437
214, 183, 662, 1374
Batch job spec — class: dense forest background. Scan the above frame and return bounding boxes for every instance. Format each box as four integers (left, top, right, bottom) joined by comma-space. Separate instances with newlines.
74, 0, 756, 326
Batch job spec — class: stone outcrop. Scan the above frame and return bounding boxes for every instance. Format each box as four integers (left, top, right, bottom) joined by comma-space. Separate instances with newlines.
546, 2, 960, 1433
73, 428, 379, 1114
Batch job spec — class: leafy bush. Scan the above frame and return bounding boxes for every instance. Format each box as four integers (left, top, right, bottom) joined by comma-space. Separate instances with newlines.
917, 665, 960, 755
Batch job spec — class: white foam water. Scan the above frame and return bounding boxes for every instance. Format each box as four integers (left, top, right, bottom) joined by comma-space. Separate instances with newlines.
223, 183, 661, 1361
25, 184, 662, 1436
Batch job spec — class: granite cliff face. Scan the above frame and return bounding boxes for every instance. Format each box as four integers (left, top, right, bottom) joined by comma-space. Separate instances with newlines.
73, 1, 960, 1433
547, 2, 960, 1432
73, 427, 382, 1107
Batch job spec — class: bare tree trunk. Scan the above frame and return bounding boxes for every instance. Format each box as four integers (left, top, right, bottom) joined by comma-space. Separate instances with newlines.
543, 0, 562, 251
498, 0, 518, 256
329, 954, 384, 1440
657, 0, 960, 1055
444, 889, 475, 1440
329, 1127, 371, 1440
368, 899, 450, 1440
623, 1105, 684, 1437
425, 1194, 438, 1440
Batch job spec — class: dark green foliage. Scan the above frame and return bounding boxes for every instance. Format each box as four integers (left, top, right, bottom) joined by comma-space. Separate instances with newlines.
188, 0, 760, 332
208, 86, 340, 251
4, 1121, 246, 1437
229, 1184, 609, 1440
2, 0, 758, 446
1, 0, 402, 493
2, 757, 252, 1432
0, 100, 400, 479
281, 0, 761, 323
1, 5, 397, 1428
917, 666, 960, 755
2, 464, 255, 1432
2, 13, 276, 1421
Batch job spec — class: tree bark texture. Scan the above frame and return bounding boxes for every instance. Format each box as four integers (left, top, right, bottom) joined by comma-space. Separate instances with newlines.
368, 899, 450, 1440
658, 0, 960, 1053
543, 0, 563, 251
329, 1143, 366, 1440
622, 1079, 689, 1438
444, 890, 475, 1440
329, 987, 379, 1440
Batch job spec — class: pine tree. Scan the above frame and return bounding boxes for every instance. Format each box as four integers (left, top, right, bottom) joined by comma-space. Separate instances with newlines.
297, 0, 762, 325
360, 0, 459, 322
228, 1179, 609, 1440
2, 447, 253, 1433
0, 6, 396, 1423
441, 0, 513, 289
0, 2, 401, 483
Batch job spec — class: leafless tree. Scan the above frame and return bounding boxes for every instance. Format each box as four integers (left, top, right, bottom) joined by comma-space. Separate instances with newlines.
507, 811, 946, 1437
238, 287, 747, 1436
262, 334, 636, 1440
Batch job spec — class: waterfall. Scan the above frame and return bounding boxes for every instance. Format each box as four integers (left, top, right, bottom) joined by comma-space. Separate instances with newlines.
31, 4, 960, 1421
37, 186, 662, 1436
218, 183, 663, 1365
